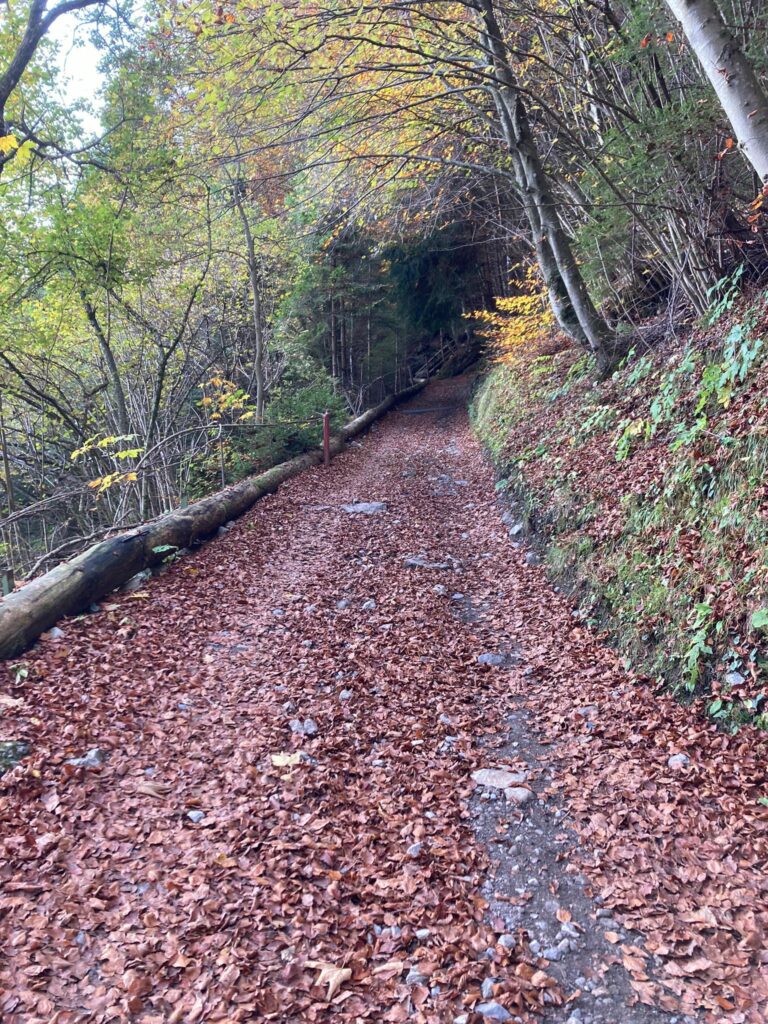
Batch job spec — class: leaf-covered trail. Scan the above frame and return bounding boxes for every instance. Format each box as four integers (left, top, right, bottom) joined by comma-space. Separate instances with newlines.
2, 378, 767, 1024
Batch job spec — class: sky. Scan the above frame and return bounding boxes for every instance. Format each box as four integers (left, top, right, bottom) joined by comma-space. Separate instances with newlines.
47, 11, 109, 137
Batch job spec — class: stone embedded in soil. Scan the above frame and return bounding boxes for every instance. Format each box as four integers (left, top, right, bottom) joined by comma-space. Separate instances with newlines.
474, 1002, 512, 1021
0, 740, 31, 774
668, 753, 690, 769
290, 718, 318, 737
505, 786, 533, 805
405, 967, 426, 986
65, 747, 108, 768
341, 502, 387, 515
361, 599, 376, 611
121, 571, 151, 594
404, 554, 454, 570
542, 945, 564, 961
477, 652, 505, 667
576, 705, 598, 719
480, 977, 498, 998
472, 768, 528, 789
187, 810, 205, 823
559, 922, 580, 939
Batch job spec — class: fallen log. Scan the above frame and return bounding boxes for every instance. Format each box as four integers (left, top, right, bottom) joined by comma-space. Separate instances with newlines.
0, 381, 425, 660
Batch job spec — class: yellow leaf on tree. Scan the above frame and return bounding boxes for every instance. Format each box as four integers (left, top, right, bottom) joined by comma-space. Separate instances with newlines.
467, 265, 554, 364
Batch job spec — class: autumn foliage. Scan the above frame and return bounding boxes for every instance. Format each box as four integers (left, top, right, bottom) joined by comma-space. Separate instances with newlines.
470, 267, 556, 364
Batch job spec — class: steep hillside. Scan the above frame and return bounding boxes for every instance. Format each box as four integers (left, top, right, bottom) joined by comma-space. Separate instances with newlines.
472, 295, 768, 732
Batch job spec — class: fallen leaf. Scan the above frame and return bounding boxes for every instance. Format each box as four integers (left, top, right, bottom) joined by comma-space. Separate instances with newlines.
135, 780, 172, 798
41, 790, 60, 813
306, 960, 352, 1001
213, 852, 237, 868
271, 752, 302, 767
372, 960, 405, 978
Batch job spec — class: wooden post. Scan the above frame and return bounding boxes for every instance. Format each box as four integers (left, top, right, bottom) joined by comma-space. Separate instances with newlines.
322, 411, 331, 468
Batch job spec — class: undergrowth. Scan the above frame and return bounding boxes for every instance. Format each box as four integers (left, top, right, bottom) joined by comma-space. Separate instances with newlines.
472, 291, 768, 733
187, 377, 347, 499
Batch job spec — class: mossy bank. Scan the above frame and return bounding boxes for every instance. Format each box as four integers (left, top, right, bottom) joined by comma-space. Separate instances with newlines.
471, 294, 768, 732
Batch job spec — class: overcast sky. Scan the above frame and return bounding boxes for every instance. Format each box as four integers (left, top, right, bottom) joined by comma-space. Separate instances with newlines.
48, 11, 109, 137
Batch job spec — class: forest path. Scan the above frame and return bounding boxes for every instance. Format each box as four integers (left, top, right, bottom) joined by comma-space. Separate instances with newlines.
1, 377, 766, 1024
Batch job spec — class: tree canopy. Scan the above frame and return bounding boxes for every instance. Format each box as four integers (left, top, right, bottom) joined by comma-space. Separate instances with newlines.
2, 0, 768, 578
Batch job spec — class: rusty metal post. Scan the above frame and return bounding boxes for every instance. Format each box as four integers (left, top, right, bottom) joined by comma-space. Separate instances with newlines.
322, 410, 331, 468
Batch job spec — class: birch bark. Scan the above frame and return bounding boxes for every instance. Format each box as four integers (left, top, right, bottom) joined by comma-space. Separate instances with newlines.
664, 0, 768, 182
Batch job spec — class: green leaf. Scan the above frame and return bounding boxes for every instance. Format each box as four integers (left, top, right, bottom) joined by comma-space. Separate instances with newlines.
751, 609, 768, 631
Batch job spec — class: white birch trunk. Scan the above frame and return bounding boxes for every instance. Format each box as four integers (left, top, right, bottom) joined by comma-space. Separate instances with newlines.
665, 0, 768, 181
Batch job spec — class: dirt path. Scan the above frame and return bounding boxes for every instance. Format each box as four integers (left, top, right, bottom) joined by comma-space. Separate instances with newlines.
1, 377, 766, 1023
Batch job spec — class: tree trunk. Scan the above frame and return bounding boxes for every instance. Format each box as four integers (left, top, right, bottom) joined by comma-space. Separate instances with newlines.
477, 0, 615, 371
0, 391, 16, 589
82, 293, 131, 435
664, 0, 768, 181
0, 391, 15, 519
511, 93, 614, 372
484, 51, 590, 348
232, 183, 266, 421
